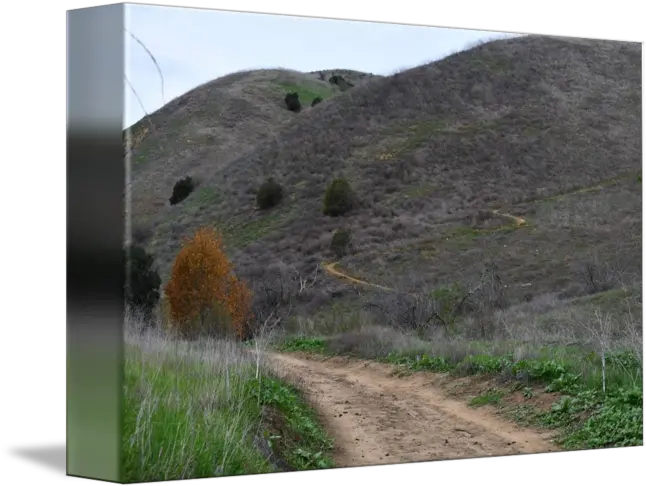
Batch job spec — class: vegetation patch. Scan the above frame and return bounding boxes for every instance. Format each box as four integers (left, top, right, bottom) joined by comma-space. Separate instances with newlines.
323, 178, 356, 217
278, 337, 328, 354
276, 82, 335, 106
169, 176, 196, 206
250, 376, 335, 470
194, 185, 222, 206
469, 389, 504, 407
123, 338, 334, 483
256, 178, 285, 210
222, 209, 295, 249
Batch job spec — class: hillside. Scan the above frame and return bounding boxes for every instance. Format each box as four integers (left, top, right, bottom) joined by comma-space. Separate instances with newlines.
135, 34, 641, 311
125, 68, 375, 231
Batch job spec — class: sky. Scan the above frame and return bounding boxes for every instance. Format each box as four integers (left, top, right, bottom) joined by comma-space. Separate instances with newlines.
124, 4, 521, 128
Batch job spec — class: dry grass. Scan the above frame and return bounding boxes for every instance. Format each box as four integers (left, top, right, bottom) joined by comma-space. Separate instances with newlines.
283, 283, 642, 388
342, 174, 641, 306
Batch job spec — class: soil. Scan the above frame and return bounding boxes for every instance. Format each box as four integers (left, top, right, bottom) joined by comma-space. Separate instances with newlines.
266, 352, 559, 469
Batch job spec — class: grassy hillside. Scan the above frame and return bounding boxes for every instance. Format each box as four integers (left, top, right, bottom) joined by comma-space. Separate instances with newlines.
125, 68, 365, 231
138, 35, 640, 309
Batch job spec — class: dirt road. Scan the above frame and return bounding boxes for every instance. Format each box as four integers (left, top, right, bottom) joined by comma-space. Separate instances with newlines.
266, 352, 557, 468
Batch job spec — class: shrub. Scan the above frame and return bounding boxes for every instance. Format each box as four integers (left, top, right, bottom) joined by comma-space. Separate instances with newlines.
169, 176, 195, 205
284, 92, 301, 113
124, 244, 161, 320
329, 75, 354, 91
164, 227, 253, 339
311, 97, 323, 107
131, 224, 153, 245
323, 178, 356, 217
330, 228, 352, 258
256, 178, 284, 209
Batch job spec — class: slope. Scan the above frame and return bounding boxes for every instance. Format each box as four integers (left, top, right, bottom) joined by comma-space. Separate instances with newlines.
125, 68, 374, 232
143, 35, 641, 306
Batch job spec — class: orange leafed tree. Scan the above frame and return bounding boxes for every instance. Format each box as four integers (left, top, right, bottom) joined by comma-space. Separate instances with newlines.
164, 227, 253, 339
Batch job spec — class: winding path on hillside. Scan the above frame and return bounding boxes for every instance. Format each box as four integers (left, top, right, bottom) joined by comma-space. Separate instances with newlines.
266, 352, 557, 468
322, 208, 527, 291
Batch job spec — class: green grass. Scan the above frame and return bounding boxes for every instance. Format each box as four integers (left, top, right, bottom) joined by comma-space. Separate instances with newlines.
469, 390, 504, 407
277, 334, 642, 450
193, 185, 223, 206
250, 376, 334, 470
221, 208, 295, 249
276, 82, 336, 106
278, 337, 328, 354
122, 336, 334, 483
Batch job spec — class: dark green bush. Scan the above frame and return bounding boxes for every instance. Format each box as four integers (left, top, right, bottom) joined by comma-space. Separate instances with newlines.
169, 176, 195, 205
329, 75, 354, 91
323, 178, 355, 217
131, 224, 153, 245
284, 92, 301, 112
124, 244, 161, 319
311, 97, 323, 107
256, 178, 284, 209
330, 228, 352, 258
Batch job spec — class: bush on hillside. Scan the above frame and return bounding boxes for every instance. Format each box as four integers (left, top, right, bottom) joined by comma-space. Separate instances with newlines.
164, 227, 253, 340
330, 228, 352, 258
311, 97, 323, 107
329, 75, 354, 91
131, 224, 153, 245
169, 176, 195, 205
323, 178, 356, 217
256, 177, 284, 209
284, 92, 301, 112
124, 244, 161, 320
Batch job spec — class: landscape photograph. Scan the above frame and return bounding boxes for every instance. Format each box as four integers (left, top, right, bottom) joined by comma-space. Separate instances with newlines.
121, 4, 643, 483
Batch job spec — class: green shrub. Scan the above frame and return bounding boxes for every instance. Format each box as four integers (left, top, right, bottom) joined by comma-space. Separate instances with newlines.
284, 92, 301, 113
124, 244, 161, 319
169, 176, 195, 205
311, 97, 323, 107
329, 75, 354, 91
256, 178, 284, 209
323, 178, 355, 217
330, 228, 352, 258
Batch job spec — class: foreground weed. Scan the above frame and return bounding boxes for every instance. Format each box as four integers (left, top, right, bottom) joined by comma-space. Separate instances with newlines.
122, 347, 270, 482
123, 339, 334, 482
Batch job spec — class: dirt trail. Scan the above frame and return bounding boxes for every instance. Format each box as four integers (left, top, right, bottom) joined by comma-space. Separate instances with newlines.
323, 262, 393, 291
266, 352, 557, 468
491, 209, 527, 226
322, 210, 526, 291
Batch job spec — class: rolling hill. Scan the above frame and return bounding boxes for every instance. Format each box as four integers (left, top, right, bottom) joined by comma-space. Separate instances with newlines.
125, 68, 380, 230
128, 34, 641, 312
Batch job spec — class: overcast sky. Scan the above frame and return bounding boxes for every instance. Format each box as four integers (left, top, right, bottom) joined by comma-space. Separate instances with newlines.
124, 4, 520, 128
